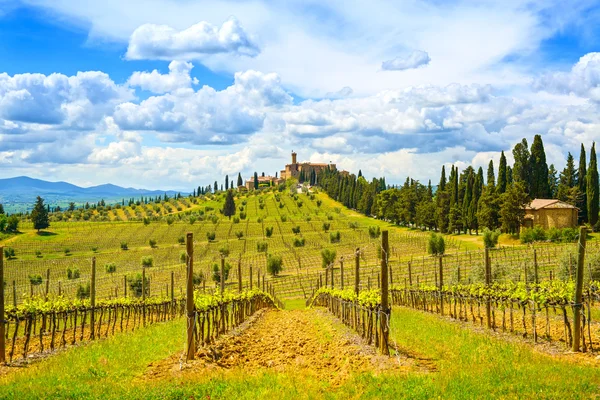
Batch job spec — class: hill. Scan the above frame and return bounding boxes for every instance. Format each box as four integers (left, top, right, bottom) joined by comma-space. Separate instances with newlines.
0, 176, 183, 213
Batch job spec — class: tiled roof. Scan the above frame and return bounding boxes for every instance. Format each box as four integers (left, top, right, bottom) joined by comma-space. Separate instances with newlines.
526, 199, 578, 210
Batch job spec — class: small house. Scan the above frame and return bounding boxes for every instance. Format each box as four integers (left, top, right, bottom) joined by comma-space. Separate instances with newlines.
523, 199, 578, 230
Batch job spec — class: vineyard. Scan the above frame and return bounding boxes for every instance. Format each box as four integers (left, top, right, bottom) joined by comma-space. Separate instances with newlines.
1, 189, 600, 398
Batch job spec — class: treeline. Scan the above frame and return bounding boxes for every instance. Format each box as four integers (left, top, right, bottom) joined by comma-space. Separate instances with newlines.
320, 135, 600, 233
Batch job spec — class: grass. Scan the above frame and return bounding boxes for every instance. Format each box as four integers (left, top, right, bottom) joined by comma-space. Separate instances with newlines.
3, 306, 600, 399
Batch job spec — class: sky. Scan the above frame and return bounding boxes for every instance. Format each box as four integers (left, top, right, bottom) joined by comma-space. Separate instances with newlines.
1, 0, 600, 190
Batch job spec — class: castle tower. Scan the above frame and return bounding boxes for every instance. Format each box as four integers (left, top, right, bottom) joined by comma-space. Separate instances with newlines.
291, 151, 297, 165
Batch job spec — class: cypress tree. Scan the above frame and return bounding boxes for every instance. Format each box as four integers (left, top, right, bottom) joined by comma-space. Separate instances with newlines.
214, 181, 218, 192
439, 166, 446, 191
0, 203, 4, 214
31, 196, 50, 232
587, 142, 599, 227
529, 134, 550, 198
497, 151, 507, 194
225, 175, 229, 190
557, 152, 577, 201
487, 160, 495, 189
548, 164, 558, 198
237, 173, 243, 188
254, 172, 259, 190
578, 144, 587, 222
507, 166, 513, 185
512, 138, 531, 192
222, 190, 236, 219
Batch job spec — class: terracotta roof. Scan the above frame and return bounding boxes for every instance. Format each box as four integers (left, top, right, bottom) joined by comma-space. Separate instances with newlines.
526, 199, 578, 210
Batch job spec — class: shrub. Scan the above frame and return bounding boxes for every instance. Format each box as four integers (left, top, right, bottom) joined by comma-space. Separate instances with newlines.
141, 255, 154, 268
64, 248, 71, 256
143, 217, 151, 226
120, 242, 128, 250
297, 201, 303, 208
329, 231, 341, 243
235, 230, 244, 239
259, 203, 265, 210
218, 245, 230, 257
279, 202, 284, 209
180, 251, 187, 263
35, 250, 42, 258
293, 237, 305, 247
520, 227, 546, 244
166, 217, 175, 225
233, 216, 240, 224
482, 228, 501, 249
368, 226, 381, 239
211, 215, 219, 224
281, 215, 287, 222
149, 238, 157, 248
189, 216, 197, 225
212, 262, 231, 283
206, 231, 216, 242
327, 214, 334, 221
29, 274, 43, 285
239, 212, 247, 220
305, 215, 311, 222
67, 268, 80, 280
105, 262, 117, 273
322, 222, 330, 232
128, 273, 150, 297
257, 241, 269, 252
267, 254, 283, 276
292, 226, 301, 234
427, 233, 445, 256
77, 283, 90, 299
177, 235, 185, 245
3, 247, 15, 259
316, 200, 322, 207
192, 272, 204, 285
321, 249, 337, 268
265, 226, 274, 238
348, 222, 359, 230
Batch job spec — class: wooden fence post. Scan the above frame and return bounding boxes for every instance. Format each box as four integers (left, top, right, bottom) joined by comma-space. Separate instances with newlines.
573, 227, 587, 352
380, 230, 390, 355
250, 266, 253, 290
12, 280, 16, 307
186, 232, 195, 361
355, 248, 360, 296
439, 256, 444, 316
238, 260, 242, 293
124, 275, 127, 297
330, 265, 334, 289
171, 272, 175, 303
408, 261, 412, 287
485, 247, 491, 329
0, 247, 5, 363
90, 257, 96, 340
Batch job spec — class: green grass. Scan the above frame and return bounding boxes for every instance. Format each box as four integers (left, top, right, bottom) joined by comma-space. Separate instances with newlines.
3, 307, 600, 399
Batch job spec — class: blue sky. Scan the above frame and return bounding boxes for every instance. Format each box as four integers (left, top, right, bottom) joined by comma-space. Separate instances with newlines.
0, 0, 600, 190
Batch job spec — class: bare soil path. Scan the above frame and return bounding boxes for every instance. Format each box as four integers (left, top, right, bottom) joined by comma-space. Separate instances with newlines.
144, 308, 429, 385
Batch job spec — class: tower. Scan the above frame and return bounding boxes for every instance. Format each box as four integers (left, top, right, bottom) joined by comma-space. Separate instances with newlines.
292, 151, 297, 165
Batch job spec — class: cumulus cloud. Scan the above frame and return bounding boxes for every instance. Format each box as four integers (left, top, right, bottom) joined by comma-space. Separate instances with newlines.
114, 70, 291, 144
125, 17, 260, 61
533, 52, 600, 101
128, 61, 199, 94
381, 50, 431, 71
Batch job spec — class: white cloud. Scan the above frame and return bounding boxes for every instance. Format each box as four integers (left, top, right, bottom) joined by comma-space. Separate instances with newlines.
381, 50, 431, 71
533, 52, 600, 101
125, 17, 260, 61
128, 61, 198, 94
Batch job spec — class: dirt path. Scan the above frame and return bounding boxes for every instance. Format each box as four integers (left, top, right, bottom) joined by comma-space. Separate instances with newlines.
144, 308, 429, 385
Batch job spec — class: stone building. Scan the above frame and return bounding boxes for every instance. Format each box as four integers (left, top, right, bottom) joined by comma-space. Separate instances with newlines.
522, 199, 579, 229
280, 151, 337, 181
244, 175, 284, 190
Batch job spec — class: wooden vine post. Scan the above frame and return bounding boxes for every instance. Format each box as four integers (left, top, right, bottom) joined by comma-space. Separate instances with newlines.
220, 257, 225, 295
380, 230, 390, 355
238, 260, 242, 293
185, 232, 195, 361
408, 261, 412, 287
354, 248, 360, 296
330, 264, 334, 289
45, 268, 50, 300
573, 226, 587, 352
438, 256, 444, 316
340, 257, 344, 289
0, 247, 5, 363
142, 267, 146, 326
484, 247, 491, 329
250, 266, 253, 290
171, 272, 175, 302
533, 249, 539, 284
90, 257, 96, 340
123, 275, 127, 297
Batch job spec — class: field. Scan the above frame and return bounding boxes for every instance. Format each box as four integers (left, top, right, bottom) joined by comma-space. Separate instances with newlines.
1, 188, 600, 398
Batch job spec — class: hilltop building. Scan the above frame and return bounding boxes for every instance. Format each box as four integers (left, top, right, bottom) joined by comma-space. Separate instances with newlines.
522, 199, 579, 229
244, 175, 284, 190
280, 151, 343, 181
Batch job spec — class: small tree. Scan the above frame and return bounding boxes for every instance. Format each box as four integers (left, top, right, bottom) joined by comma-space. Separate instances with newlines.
321, 248, 337, 268
222, 190, 236, 219
141, 255, 154, 268
149, 238, 157, 248
368, 226, 381, 239
267, 254, 283, 276
265, 226, 274, 237
427, 233, 445, 256
128, 273, 150, 297
212, 262, 231, 283
31, 196, 50, 232
482, 228, 501, 249
329, 231, 341, 243
105, 262, 117, 273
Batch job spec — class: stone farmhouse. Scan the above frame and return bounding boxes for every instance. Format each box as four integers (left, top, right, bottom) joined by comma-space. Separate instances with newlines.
522, 199, 579, 229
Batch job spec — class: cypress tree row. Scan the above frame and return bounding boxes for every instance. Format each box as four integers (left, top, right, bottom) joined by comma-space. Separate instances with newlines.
497, 151, 507, 194
529, 134, 550, 198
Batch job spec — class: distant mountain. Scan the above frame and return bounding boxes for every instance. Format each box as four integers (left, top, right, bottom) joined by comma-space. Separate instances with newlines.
0, 176, 184, 213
